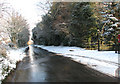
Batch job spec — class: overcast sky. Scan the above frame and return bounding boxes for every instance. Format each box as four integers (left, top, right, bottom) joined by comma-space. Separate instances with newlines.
5, 0, 46, 29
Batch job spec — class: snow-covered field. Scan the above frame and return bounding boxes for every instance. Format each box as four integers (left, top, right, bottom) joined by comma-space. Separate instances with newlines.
0, 47, 26, 84
35, 45, 119, 77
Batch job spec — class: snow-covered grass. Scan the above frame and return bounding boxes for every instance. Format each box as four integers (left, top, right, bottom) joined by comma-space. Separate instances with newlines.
35, 45, 119, 77
6, 47, 26, 64
0, 47, 26, 84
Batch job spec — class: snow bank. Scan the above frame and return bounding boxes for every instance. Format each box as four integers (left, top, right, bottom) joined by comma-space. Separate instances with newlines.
35, 45, 119, 77
0, 47, 26, 84
6, 48, 26, 64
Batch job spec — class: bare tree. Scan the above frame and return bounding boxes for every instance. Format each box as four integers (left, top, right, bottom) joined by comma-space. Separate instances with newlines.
6, 11, 29, 46
0, 1, 11, 43
37, 0, 52, 15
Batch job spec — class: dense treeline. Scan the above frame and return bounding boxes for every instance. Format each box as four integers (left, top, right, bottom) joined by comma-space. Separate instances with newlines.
33, 2, 120, 49
33, 2, 97, 47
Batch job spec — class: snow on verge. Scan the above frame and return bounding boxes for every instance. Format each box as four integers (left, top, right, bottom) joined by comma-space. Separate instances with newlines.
34, 45, 118, 77
0, 47, 26, 84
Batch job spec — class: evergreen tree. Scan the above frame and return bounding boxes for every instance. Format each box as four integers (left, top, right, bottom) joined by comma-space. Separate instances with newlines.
70, 2, 97, 47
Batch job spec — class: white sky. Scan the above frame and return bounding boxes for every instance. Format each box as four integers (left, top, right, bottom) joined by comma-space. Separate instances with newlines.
5, 0, 46, 29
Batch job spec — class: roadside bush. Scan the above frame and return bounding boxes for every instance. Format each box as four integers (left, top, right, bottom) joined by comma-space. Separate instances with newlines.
0, 46, 7, 57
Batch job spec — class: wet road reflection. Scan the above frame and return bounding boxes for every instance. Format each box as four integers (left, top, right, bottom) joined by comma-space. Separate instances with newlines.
4, 45, 48, 82
29, 45, 34, 62
3, 46, 118, 82
29, 45, 47, 82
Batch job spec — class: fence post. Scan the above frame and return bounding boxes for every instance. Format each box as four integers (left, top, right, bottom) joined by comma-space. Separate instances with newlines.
115, 43, 117, 53
97, 29, 100, 51
118, 43, 120, 54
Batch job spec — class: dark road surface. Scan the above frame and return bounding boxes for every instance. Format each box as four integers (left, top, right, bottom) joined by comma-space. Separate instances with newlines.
3, 46, 118, 82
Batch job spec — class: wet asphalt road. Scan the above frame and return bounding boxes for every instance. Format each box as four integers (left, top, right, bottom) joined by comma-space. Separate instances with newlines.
3, 46, 118, 82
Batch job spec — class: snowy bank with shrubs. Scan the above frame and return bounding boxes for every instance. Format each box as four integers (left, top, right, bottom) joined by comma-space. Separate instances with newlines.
0, 46, 26, 84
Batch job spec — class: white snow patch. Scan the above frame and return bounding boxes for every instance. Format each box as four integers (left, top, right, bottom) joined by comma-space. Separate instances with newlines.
108, 17, 118, 21
110, 23, 118, 27
102, 20, 110, 23
35, 45, 119, 77
6, 48, 26, 63
108, 28, 114, 31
